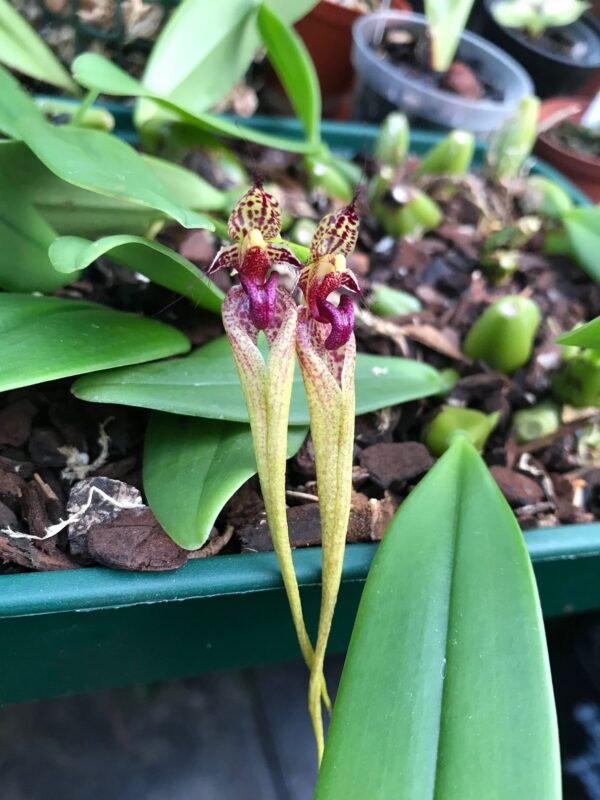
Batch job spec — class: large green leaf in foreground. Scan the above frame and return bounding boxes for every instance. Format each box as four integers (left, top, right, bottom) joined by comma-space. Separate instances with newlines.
73, 336, 451, 426
144, 414, 308, 549
0, 181, 72, 293
50, 235, 224, 314
316, 437, 560, 800
0, 294, 190, 392
0, 141, 225, 239
558, 315, 600, 349
0, 66, 210, 230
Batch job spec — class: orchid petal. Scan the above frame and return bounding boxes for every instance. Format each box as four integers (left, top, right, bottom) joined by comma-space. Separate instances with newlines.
266, 242, 303, 270
296, 308, 356, 760
207, 243, 239, 276
310, 198, 360, 262
228, 179, 281, 242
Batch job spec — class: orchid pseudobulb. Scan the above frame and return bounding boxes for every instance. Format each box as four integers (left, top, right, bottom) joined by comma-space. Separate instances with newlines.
296, 198, 361, 761
208, 180, 329, 706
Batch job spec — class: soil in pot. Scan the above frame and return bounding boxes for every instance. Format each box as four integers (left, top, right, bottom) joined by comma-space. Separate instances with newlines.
2, 139, 599, 576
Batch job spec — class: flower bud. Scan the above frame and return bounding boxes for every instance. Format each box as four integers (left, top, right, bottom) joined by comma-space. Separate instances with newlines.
487, 96, 540, 181
463, 295, 541, 374
524, 176, 573, 218
423, 406, 499, 456
414, 130, 475, 177
368, 284, 422, 316
374, 112, 410, 168
513, 402, 561, 443
551, 349, 600, 408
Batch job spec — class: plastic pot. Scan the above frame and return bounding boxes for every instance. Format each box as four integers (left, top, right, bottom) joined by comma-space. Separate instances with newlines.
351, 10, 533, 133
536, 96, 600, 203
291, 0, 411, 117
482, 0, 600, 98
0, 112, 595, 706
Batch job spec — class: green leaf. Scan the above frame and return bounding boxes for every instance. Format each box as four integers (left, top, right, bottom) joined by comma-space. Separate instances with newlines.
0, 141, 223, 238
257, 3, 320, 148
144, 414, 307, 549
135, 0, 316, 122
316, 437, 560, 800
424, 0, 475, 72
562, 206, 600, 283
72, 335, 450, 424
0, 294, 190, 393
0, 66, 209, 230
557, 315, 600, 349
0, 180, 74, 293
72, 53, 314, 154
49, 235, 224, 314
0, 0, 78, 93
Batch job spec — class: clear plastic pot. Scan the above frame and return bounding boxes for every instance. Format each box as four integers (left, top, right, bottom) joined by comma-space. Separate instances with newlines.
351, 10, 534, 134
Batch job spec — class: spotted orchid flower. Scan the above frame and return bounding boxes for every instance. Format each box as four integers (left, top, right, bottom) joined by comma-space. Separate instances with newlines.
209, 180, 329, 709
296, 198, 361, 761
208, 179, 301, 330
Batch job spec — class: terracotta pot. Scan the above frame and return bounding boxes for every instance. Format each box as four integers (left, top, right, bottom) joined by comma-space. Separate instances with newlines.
295, 0, 411, 116
536, 97, 600, 203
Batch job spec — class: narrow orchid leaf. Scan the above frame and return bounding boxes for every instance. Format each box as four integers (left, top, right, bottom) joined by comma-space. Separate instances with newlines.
71, 336, 451, 424
257, 3, 321, 148
0, 294, 190, 393
72, 53, 314, 154
144, 413, 308, 549
557, 315, 600, 349
562, 206, 600, 283
49, 235, 223, 314
0, 0, 78, 93
316, 437, 560, 799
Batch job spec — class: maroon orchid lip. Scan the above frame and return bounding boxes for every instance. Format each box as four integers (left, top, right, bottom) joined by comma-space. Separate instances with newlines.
239, 272, 278, 331
316, 294, 355, 350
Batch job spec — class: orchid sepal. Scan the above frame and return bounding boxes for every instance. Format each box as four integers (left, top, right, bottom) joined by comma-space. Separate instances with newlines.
296, 309, 356, 761
222, 287, 330, 709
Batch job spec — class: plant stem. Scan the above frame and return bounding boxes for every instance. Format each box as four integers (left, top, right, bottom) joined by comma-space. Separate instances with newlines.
69, 90, 99, 127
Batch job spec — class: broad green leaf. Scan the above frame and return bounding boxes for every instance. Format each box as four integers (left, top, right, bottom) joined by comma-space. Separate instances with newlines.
0, 180, 75, 293
0, 294, 190, 393
72, 335, 451, 425
257, 3, 320, 148
0, 66, 210, 230
0, 141, 223, 238
562, 206, 600, 283
316, 437, 560, 800
144, 414, 307, 549
0, 0, 78, 93
72, 53, 314, 153
49, 235, 224, 314
136, 0, 316, 122
557, 315, 600, 349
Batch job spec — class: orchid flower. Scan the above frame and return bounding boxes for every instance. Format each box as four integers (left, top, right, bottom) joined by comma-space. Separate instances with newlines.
296, 198, 361, 761
208, 180, 330, 707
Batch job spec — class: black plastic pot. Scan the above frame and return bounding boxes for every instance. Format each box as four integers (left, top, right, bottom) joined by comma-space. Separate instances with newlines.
483, 0, 600, 98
